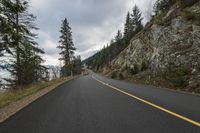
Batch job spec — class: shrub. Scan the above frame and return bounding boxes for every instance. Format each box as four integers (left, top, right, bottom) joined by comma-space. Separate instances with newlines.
154, 12, 166, 25
176, 65, 190, 76
141, 59, 149, 71
119, 73, 124, 80
163, 64, 190, 87
181, 10, 194, 20
130, 64, 139, 75
177, 0, 199, 8
181, 8, 199, 20
111, 71, 117, 79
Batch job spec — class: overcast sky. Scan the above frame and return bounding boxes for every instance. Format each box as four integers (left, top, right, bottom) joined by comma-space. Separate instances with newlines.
30, 0, 156, 65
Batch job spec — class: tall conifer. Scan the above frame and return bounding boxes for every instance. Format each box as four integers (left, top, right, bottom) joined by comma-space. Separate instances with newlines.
58, 18, 76, 77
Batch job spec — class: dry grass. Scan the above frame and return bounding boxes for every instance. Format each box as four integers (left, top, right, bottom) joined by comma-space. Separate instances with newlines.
0, 77, 71, 109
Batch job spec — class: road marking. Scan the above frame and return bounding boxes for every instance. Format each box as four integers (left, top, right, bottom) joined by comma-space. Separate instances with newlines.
92, 75, 200, 127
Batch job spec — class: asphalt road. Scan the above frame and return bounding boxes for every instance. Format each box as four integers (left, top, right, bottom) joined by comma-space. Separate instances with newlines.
0, 73, 200, 133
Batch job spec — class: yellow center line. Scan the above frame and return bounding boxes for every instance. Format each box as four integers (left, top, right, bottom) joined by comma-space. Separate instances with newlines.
92, 75, 200, 127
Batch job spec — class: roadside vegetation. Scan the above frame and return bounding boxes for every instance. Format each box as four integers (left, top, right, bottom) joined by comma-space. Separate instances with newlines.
0, 77, 72, 109
0, 0, 82, 110
0, 0, 81, 90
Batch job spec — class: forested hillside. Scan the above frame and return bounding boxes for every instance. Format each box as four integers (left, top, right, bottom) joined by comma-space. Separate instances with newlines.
84, 5, 143, 70
84, 0, 200, 93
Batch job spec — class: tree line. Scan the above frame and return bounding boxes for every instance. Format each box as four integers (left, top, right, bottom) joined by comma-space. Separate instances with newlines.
84, 0, 199, 71
84, 5, 143, 70
0, 0, 81, 89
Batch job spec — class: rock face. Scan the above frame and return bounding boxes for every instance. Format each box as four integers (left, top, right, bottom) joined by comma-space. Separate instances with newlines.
106, 2, 200, 93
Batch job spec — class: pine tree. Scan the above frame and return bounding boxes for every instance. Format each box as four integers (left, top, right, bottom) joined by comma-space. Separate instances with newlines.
124, 12, 132, 42
131, 5, 143, 34
123, 5, 143, 44
1, 0, 46, 87
0, 0, 13, 56
58, 18, 76, 77
18, 43, 47, 84
110, 39, 115, 45
72, 56, 81, 74
115, 30, 123, 43
154, 0, 161, 15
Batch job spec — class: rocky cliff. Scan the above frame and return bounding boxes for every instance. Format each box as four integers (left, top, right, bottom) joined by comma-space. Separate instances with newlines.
103, 1, 200, 93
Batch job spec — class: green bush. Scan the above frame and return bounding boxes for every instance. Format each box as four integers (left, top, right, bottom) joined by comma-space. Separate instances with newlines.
163, 64, 190, 87
182, 11, 193, 20
141, 59, 149, 71
119, 73, 124, 80
177, 0, 199, 8
130, 64, 139, 75
181, 9, 196, 20
111, 71, 117, 79
154, 12, 166, 25
170, 76, 189, 87
176, 65, 190, 76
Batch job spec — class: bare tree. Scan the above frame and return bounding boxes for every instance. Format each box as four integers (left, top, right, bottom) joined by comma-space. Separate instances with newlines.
50, 66, 60, 79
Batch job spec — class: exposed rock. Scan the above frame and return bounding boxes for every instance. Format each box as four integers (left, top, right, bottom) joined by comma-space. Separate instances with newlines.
193, 25, 200, 32
105, 2, 200, 93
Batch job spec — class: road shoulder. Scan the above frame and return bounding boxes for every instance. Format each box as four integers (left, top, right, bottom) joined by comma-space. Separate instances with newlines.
0, 77, 75, 123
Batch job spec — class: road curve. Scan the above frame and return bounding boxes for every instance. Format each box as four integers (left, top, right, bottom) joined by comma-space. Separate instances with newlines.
0, 74, 199, 133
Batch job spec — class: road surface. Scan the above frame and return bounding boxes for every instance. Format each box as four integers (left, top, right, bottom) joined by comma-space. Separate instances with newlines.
0, 73, 200, 133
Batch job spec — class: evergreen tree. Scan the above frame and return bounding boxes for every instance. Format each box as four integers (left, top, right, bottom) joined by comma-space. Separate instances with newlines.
1, 0, 46, 87
124, 12, 132, 42
58, 18, 76, 77
115, 30, 123, 43
123, 5, 143, 44
5, 42, 47, 86
153, 0, 176, 15
72, 56, 81, 74
0, 0, 13, 56
16, 43, 47, 85
131, 5, 143, 34
110, 39, 115, 45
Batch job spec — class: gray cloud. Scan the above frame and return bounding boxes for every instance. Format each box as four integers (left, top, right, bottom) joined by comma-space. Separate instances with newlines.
30, 0, 156, 65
